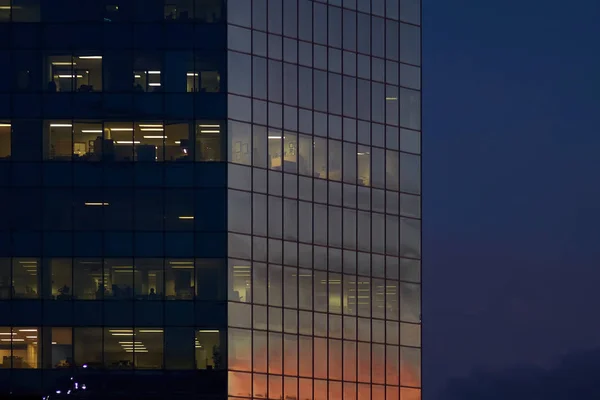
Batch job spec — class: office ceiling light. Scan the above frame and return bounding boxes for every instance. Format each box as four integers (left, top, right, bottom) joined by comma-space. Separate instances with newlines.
138, 330, 163, 333
148, 83, 161, 86
141, 128, 165, 131
197, 330, 219, 333
18, 329, 37, 332
199, 130, 219, 133
139, 124, 163, 128
0, 333, 15, 335
268, 136, 283, 139
52, 62, 75, 66
84, 202, 109, 206
143, 136, 167, 139
118, 341, 143, 344
78, 56, 102, 59
0, 123, 11, 127
57, 74, 83, 78
148, 71, 161, 75
169, 261, 193, 264
18, 261, 37, 264
110, 128, 134, 131
125, 349, 148, 353
109, 329, 133, 333
1, 339, 24, 342
115, 141, 140, 144
111, 333, 135, 336
198, 124, 220, 128
81, 129, 103, 133
50, 123, 72, 128
25, 336, 37, 339
178, 216, 194, 220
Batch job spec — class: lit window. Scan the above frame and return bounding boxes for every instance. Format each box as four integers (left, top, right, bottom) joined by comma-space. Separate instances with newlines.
47, 55, 102, 92
0, 121, 10, 159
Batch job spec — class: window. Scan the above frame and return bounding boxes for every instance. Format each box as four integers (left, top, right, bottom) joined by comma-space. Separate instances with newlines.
0, 0, 39, 22
46, 55, 103, 92
73, 259, 103, 300
165, 259, 195, 300
0, 122, 9, 159
228, 260, 251, 303
196, 329, 221, 369
50, 259, 73, 300
12, 258, 39, 299
0, 0, 9, 21
0, 327, 40, 368
74, 328, 102, 368
196, 121, 223, 161
134, 259, 164, 300
42, 120, 223, 162
104, 259, 134, 300
51, 327, 73, 369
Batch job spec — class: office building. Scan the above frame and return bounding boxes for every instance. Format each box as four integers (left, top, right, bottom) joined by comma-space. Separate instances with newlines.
0, 0, 421, 399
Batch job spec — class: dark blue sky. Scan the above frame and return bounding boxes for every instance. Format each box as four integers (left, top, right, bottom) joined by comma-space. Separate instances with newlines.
423, 0, 600, 397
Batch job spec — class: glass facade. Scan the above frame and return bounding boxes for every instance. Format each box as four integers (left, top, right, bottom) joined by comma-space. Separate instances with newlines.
0, 0, 421, 399
225, 0, 421, 399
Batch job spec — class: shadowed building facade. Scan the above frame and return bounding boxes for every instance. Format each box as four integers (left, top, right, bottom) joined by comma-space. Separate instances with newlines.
0, 0, 420, 399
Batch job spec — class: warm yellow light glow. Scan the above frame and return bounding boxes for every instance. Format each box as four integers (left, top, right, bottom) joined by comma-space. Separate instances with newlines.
81, 129, 103, 133
115, 141, 140, 144
198, 124, 220, 128
78, 56, 102, 59
56, 74, 83, 78
148, 71, 161, 75
386, 97, 398, 101
148, 83, 161, 87
52, 62, 76, 66
84, 202, 109, 206
125, 349, 148, 353
109, 329, 133, 333
0, 123, 11, 127
198, 330, 219, 333
26, 336, 37, 339
1, 339, 24, 342
18, 329, 37, 332
140, 128, 165, 132
111, 333, 135, 336
178, 216, 194, 220
187, 72, 199, 77
138, 330, 163, 333
50, 123, 72, 128
199, 130, 220, 133
110, 128, 134, 131
143, 135, 167, 139
139, 124, 163, 128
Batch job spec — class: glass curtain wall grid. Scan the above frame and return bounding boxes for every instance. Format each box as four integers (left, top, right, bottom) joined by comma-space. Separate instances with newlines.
225, 0, 421, 400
